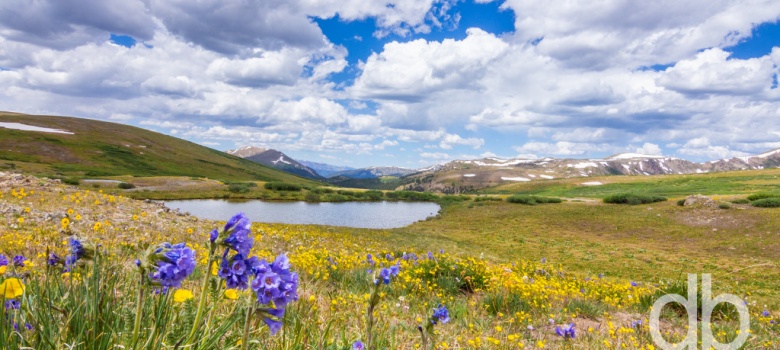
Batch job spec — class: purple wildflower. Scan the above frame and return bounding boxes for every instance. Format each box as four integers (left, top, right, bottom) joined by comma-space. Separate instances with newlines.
555, 323, 576, 339
352, 340, 365, 350
219, 253, 259, 290
147, 243, 196, 288
366, 254, 375, 266
251, 254, 298, 310
12, 255, 26, 267
0, 255, 7, 267
218, 213, 253, 256
261, 307, 286, 335
630, 281, 639, 287
431, 304, 450, 324
48, 253, 64, 266
762, 310, 770, 317
4, 299, 20, 310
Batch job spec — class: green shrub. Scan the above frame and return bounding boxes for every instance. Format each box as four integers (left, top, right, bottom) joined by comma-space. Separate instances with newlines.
718, 202, 731, 209
603, 193, 666, 205
751, 198, 780, 208
62, 177, 81, 186
263, 182, 302, 191
676, 199, 686, 206
364, 190, 384, 201
730, 198, 750, 204
474, 196, 502, 202
118, 182, 135, 189
506, 195, 562, 205
746, 192, 780, 201
304, 193, 320, 202
228, 183, 251, 193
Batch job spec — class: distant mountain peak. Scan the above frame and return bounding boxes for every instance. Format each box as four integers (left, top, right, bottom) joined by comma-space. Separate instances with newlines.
226, 146, 269, 158
226, 146, 323, 180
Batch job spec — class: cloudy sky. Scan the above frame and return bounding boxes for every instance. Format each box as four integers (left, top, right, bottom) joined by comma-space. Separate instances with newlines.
1, 0, 779, 168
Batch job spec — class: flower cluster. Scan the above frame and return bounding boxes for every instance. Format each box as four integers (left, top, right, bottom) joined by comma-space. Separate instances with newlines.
143, 243, 196, 287
376, 263, 400, 285
210, 213, 299, 337
218, 253, 259, 290
212, 212, 253, 256
251, 254, 299, 334
555, 323, 576, 339
431, 304, 450, 324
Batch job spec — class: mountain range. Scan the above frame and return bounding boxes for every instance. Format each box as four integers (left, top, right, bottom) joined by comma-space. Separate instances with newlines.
227, 146, 417, 181
228, 144, 780, 192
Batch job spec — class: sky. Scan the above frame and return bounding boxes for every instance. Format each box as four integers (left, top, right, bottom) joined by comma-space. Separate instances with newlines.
0, 0, 779, 169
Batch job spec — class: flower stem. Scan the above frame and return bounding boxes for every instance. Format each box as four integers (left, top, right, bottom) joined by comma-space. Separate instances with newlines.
366, 282, 381, 350
184, 243, 216, 346
241, 304, 254, 350
131, 271, 145, 349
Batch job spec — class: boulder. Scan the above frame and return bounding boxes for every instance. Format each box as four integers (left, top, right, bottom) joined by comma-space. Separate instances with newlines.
683, 194, 717, 208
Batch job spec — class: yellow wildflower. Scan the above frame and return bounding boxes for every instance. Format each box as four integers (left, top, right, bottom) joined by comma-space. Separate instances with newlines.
0, 278, 25, 298
224, 289, 239, 300
174, 289, 194, 303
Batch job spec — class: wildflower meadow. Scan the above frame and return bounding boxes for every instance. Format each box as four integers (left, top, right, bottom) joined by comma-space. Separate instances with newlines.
0, 172, 778, 349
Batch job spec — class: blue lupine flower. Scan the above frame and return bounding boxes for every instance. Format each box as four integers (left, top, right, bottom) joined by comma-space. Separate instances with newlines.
555, 323, 576, 339
4, 299, 20, 310
541, 257, 547, 264
219, 253, 259, 290
48, 253, 64, 266
0, 255, 7, 267
69, 237, 86, 260
427, 252, 434, 259
261, 307, 286, 335
762, 310, 770, 317
598, 273, 604, 279
366, 254, 375, 266
13, 322, 33, 332
352, 340, 365, 350
431, 304, 450, 324
385, 253, 393, 261
631, 320, 643, 328
630, 281, 638, 287
12, 255, 25, 267
218, 213, 253, 256
251, 254, 298, 309
147, 243, 196, 287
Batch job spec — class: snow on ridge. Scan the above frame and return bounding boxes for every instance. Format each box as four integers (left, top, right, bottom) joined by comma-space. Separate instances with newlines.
0, 122, 73, 134
463, 174, 476, 177
581, 181, 603, 186
272, 155, 291, 165
607, 153, 665, 160
501, 176, 530, 182
540, 175, 554, 179
572, 162, 598, 169
756, 149, 780, 158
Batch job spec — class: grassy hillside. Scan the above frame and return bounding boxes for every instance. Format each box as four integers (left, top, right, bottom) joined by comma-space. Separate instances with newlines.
487, 168, 780, 198
0, 112, 319, 185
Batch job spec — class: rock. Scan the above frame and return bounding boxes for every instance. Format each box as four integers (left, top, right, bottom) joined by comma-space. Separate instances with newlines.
684, 194, 717, 208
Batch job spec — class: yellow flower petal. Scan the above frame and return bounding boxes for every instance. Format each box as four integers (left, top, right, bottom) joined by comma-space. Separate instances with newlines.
173, 289, 194, 303
0, 278, 25, 298
224, 289, 239, 300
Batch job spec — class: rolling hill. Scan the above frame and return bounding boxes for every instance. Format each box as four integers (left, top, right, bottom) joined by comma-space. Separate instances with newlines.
0, 111, 319, 185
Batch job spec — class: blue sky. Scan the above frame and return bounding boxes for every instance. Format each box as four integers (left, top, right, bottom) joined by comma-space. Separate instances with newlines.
1, 0, 779, 168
